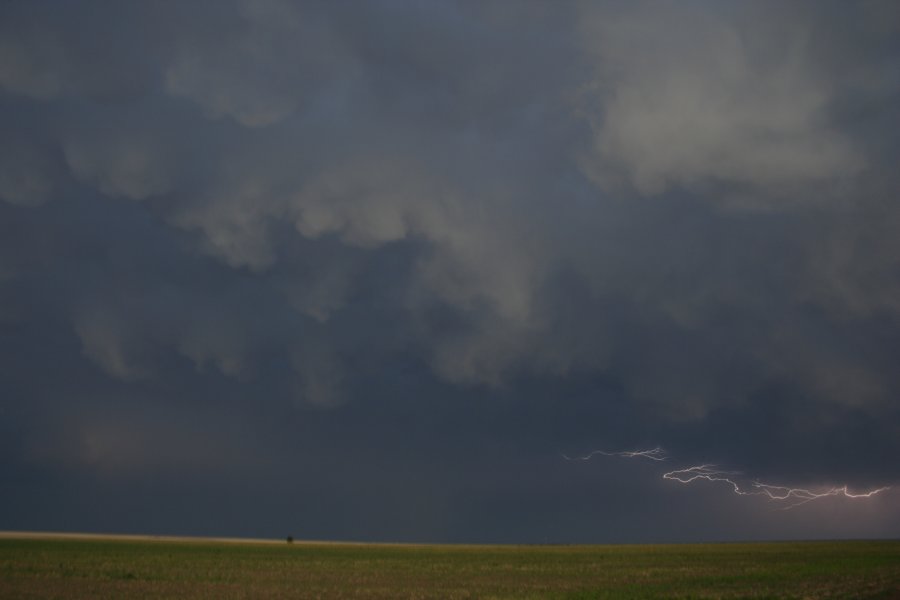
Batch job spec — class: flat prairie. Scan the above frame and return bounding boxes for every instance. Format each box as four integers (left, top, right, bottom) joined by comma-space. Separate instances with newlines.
1, 533, 898, 599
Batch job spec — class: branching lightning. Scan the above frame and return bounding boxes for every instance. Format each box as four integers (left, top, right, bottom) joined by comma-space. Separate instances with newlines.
663, 464, 890, 509
568, 449, 890, 509
562, 446, 668, 462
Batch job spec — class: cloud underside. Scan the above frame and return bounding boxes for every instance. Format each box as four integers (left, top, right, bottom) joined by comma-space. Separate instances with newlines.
0, 0, 898, 506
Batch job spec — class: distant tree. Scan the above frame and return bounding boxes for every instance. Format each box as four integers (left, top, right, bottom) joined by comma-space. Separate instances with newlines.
286, 536, 294, 544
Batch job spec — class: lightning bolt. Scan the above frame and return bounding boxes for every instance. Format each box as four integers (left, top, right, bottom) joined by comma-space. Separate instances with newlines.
561, 446, 668, 462
569, 449, 890, 509
663, 465, 890, 509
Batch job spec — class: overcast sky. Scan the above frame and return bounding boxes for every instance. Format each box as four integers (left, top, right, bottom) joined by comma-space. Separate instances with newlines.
1, 0, 899, 543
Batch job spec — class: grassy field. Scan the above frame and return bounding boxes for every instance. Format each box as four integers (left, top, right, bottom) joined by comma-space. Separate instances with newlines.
1, 534, 899, 599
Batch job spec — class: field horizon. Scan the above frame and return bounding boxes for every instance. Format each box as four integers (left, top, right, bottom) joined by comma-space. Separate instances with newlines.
2, 529, 900, 547
2, 532, 899, 598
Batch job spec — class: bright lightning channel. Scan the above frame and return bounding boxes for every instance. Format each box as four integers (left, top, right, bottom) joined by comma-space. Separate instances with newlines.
570, 449, 889, 509
663, 464, 890, 509
561, 447, 668, 462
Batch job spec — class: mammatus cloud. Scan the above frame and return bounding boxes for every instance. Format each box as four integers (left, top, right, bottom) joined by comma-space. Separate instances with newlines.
576, 2, 865, 199
64, 135, 174, 202
165, 0, 359, 128
73, 308, 153, 381
0, 2, 894, 419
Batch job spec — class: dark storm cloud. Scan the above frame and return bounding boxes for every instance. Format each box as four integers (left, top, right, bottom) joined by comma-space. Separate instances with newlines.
1, 0, 898, 542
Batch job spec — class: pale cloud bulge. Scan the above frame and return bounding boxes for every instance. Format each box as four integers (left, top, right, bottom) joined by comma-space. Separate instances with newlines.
577, 2, 865, 199
164, 0, 360, 127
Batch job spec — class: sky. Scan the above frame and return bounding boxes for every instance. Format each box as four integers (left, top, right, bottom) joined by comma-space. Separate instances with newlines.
1, 0, 899, 544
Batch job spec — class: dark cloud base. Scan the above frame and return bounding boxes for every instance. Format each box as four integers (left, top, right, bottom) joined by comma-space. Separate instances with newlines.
1, 0, 899, 542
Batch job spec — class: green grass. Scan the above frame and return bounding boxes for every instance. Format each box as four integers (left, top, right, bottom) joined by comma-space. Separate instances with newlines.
1, 536, 899, 599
